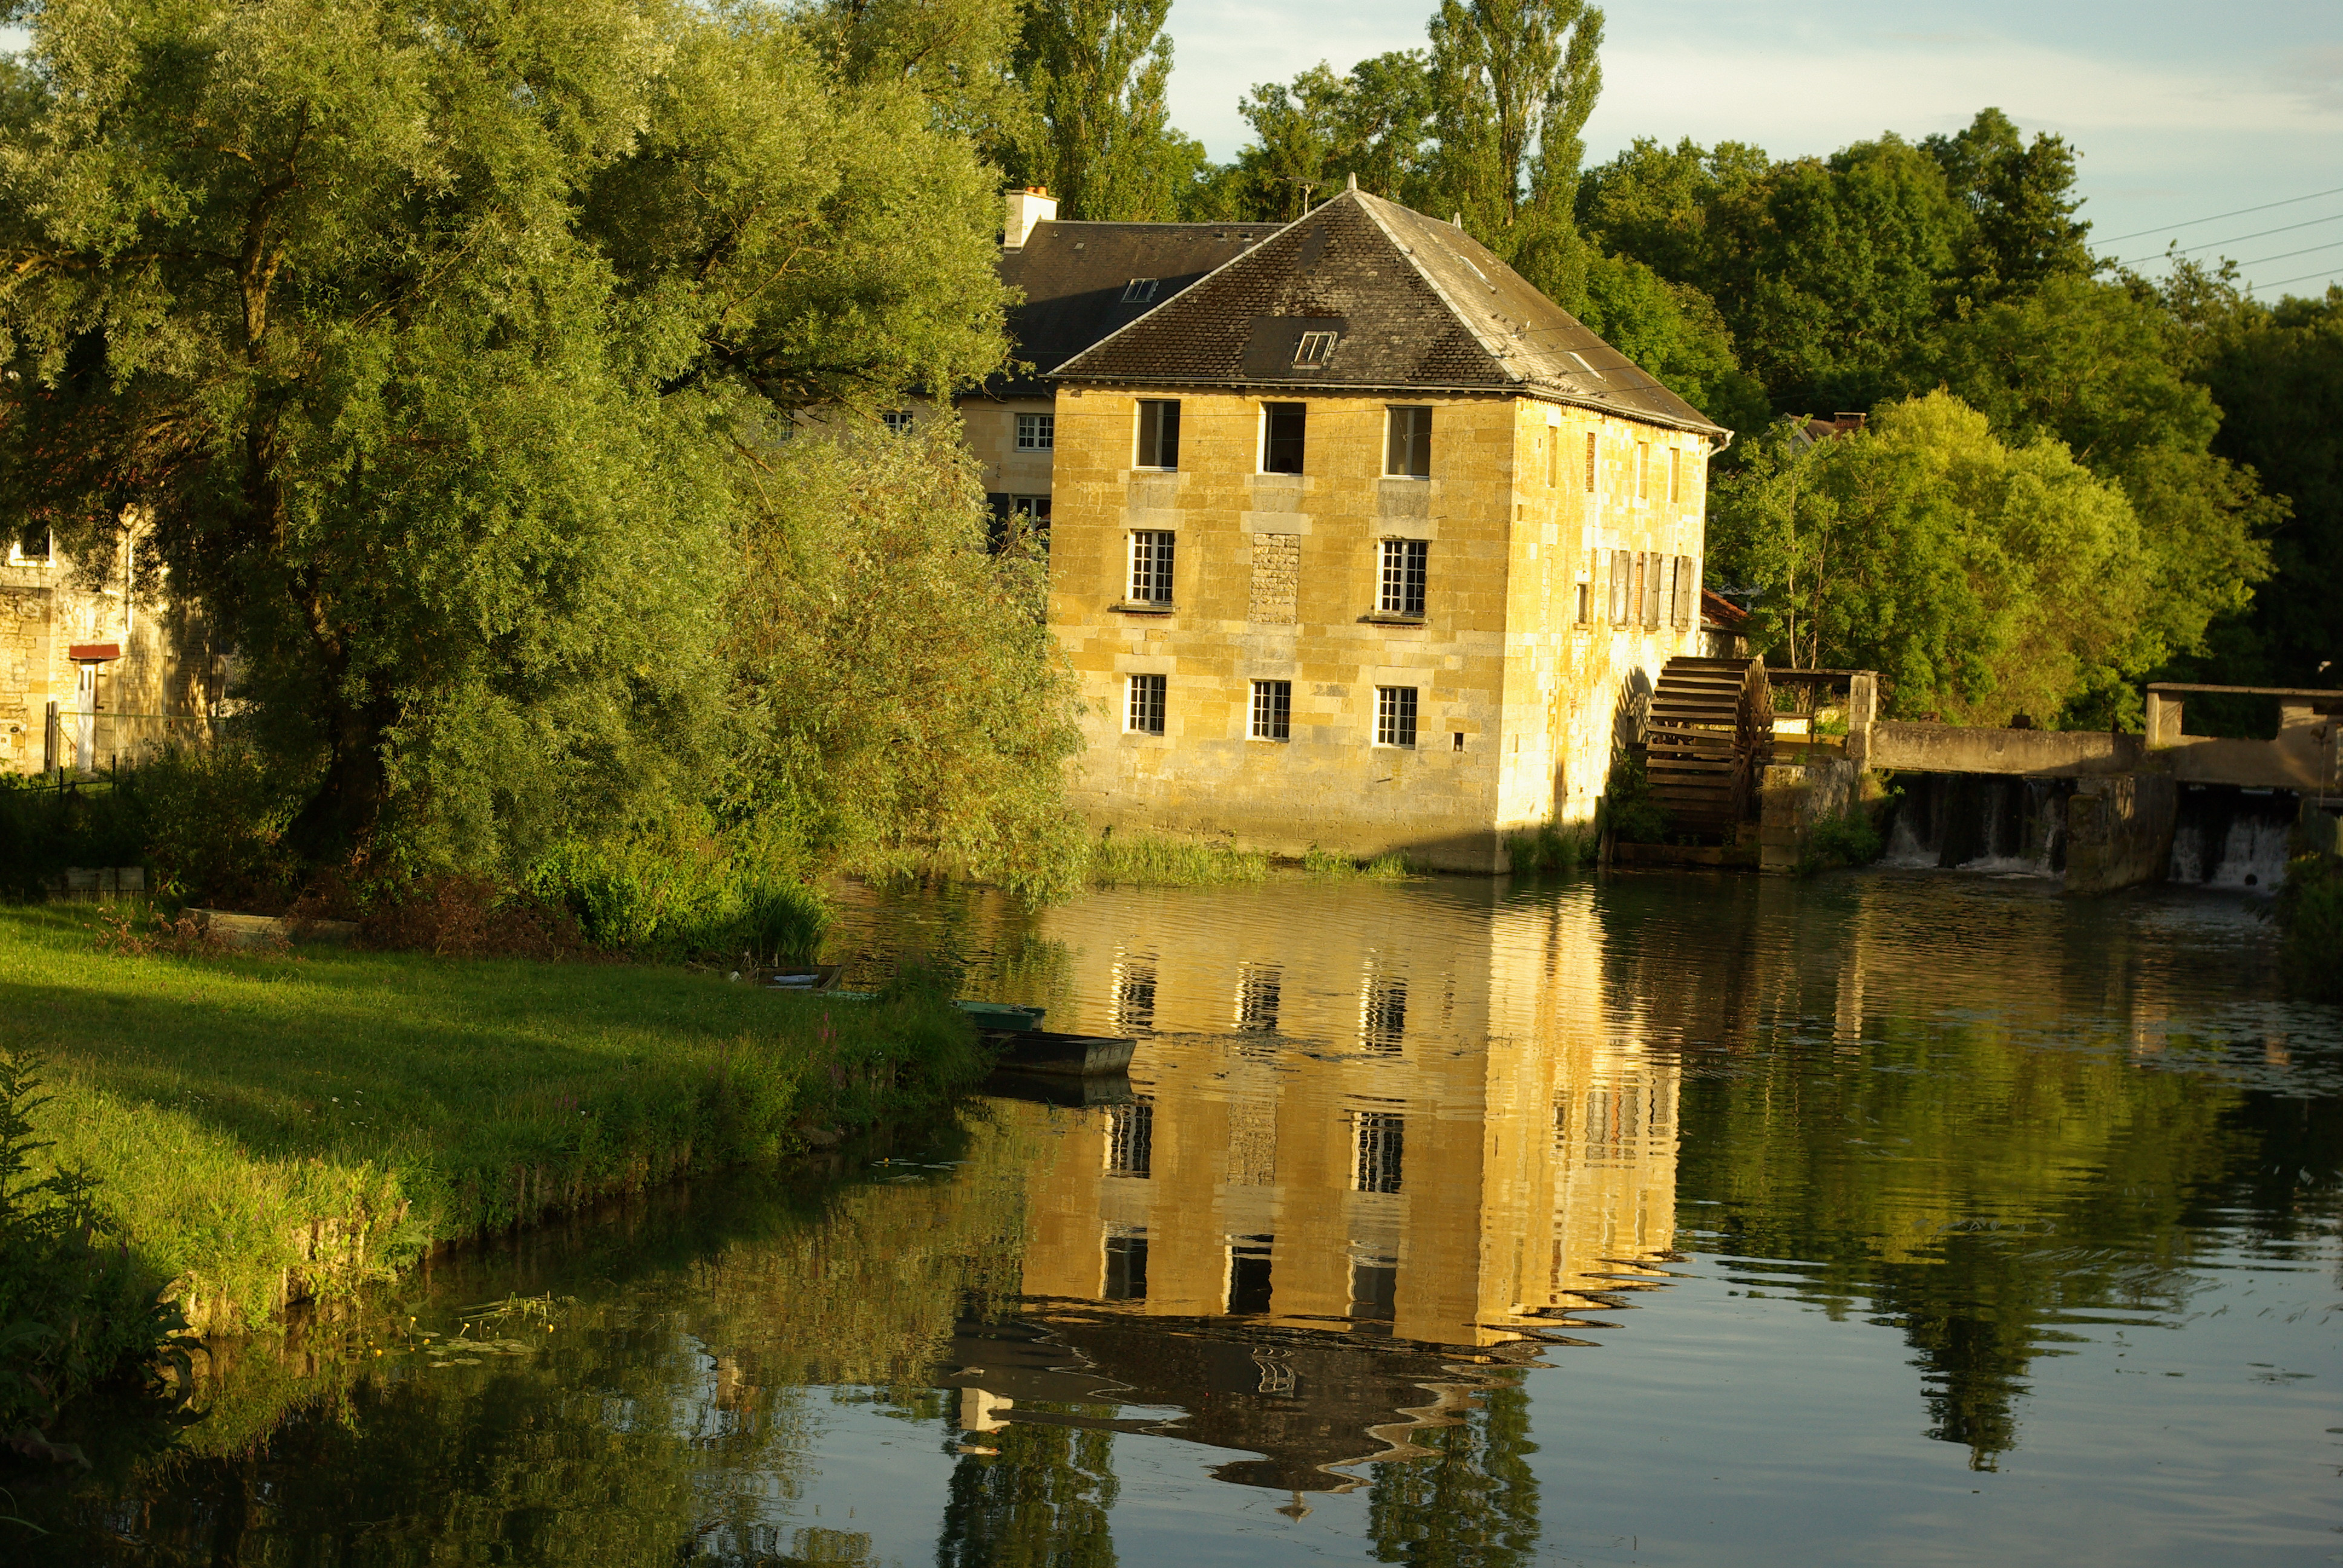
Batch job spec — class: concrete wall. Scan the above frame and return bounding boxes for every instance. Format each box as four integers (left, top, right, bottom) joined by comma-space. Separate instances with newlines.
1047, 386, 1709, 869
2065, 773, 2178, 897
1868, 722, 2143, 778
1758, 758, 1863, 873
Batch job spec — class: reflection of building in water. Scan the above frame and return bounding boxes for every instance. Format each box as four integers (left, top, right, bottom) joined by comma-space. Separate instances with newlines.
958, 883, 1681, 1489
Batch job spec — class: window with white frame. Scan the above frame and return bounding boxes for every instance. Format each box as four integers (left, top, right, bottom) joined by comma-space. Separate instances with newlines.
882, 410, 914, 434
1374, 685, 1417, 748
1385, 406, 1432, 477
1293, 330, 1338, 368
1136, 399, 1181, 468
1377, 538, 1427, 617
1129, 530, 1175, 603
1250, 679, 1291, 740
1127, 673, 1167, 734
1260, 402, 1305, 473
1016, 412, 1055, 450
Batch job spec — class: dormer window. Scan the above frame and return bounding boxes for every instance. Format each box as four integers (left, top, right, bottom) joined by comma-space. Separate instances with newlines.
1293, 331, 1338, 368
1122, 278, 1161, 303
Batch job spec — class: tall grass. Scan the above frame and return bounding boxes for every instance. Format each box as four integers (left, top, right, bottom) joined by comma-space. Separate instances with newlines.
1506, 821, 1601, 874
1083, 832, 1270, 887
0, 906, 985, 1336
1299, 846, 1418, 879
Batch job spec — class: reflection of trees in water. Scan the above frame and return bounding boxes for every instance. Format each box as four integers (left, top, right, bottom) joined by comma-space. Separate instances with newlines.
1678, 1016, 2260, 1469
937, 1419, 1121, 1568
1365, 1383, 1539, 1568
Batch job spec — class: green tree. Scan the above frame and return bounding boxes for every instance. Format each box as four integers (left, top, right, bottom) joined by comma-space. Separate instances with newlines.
1921, 106, 2095, 306
1010, 0, 1203, 221
1709, 393, 2152, 725
1423, 0, 1602, 235
722, 426, 1085, 902
0, 0, 1013, 874
1366, 1383, 1540, 1568
1928, 274, 2279, 699
2157, 269, 2342, 699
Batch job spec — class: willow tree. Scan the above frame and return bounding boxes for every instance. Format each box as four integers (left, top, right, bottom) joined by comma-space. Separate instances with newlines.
0, 0, 1011, 872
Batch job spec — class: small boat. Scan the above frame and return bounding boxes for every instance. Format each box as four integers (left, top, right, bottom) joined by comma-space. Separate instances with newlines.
985, 1030, 1138, 1077
764, 965, 842, 990
957, 1000, 1046, 1031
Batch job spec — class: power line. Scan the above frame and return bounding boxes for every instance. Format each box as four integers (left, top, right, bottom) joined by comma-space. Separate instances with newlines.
2233, 238, 2343, 270
2253, 266, 2342, 292
2119, 209, 2343, 266
2096, 183, 2343, 246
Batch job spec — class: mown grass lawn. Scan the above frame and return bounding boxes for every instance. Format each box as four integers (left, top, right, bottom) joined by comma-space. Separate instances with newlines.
0, 904, 983, 1333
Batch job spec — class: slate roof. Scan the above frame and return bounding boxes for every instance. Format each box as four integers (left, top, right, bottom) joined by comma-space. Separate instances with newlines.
989, 220, 1281, 399
1049, 189, 1728, 440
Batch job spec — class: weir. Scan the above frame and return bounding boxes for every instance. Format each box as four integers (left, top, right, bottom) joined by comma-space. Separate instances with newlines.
1749, 676, 2342, 895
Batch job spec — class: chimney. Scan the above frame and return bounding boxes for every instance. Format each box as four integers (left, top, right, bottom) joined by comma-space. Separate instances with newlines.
1004, 186, 1058, 249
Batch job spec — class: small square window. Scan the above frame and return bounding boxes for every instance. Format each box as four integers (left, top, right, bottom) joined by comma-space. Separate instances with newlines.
1375, 685, 1418, 748
1386, 407, 1432, 477
1251, 679, 1291, 740
1378, 538, 1427, 618
1293, 330, 1338, 368
881, 410, 914, 434
1127, 673, 1166, 734
1122, 278, 1161, 303
1136, 399, 1181, 468
1261, 402, 1305, 474
1129, 530, 1175, 604
1016, 412, 1055, 450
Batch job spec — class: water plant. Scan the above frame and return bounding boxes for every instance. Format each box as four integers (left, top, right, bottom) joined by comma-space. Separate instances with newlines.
1506, 821, 1601, 874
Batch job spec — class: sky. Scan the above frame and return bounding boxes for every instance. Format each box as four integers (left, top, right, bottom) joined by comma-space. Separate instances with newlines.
1165, 0, 2343, 299
2, 3, 2337, 298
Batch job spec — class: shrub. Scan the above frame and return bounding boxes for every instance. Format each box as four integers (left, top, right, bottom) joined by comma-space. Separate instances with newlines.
1803, 808, 1885, 874
1507, 821, 1601, 874
526, 832, 831, 964
0, 769, 157, 901
0, 1051, 183, 1434
2275, 854, 2343, 1002
1600, 753, 1671, 844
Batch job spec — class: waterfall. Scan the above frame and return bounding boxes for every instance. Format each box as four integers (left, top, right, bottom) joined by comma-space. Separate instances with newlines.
1883, 774, 2067, 876
2170, 786, 2295, 889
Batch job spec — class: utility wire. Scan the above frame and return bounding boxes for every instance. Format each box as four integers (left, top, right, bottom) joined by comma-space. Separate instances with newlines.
2255, 266, 2342, 292
2233, 238, 2343, 270
2119, 209, 2343, 266
2096, 183, 2343, 246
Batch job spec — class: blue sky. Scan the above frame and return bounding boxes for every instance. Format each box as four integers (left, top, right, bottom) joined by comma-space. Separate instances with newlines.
1167, 0, 2343, 299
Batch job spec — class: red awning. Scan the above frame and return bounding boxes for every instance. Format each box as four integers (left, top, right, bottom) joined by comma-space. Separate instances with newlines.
68, 642, 121, 662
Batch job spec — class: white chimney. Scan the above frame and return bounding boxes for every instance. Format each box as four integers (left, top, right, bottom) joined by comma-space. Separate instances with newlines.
1004, 186, 1058, 249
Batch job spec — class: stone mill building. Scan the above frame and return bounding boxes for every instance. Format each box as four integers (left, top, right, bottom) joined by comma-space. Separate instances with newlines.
965, 185, 1732, 873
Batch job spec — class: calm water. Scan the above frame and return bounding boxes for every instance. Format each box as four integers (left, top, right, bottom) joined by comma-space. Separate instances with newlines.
19, 872, 2343, 1565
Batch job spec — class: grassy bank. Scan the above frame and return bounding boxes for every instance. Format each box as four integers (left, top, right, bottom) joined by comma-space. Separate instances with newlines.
1083, 832, 1418, 887
0, 904, 986, 1338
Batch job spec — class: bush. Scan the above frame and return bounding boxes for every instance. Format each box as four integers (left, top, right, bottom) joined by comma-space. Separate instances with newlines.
0, 1051, 182, 1434
1803, 808, 1885, 874
1507, 821, 1601, 874
526, 832, 831, 965
0, 769, 157, 901
2275, 854, 2343, 1002
1085, 832, 1270, 887
1600, 753, 1671, 844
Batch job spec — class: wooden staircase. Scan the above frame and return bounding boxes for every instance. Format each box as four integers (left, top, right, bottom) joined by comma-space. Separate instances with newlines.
1644, 656, 1771, 837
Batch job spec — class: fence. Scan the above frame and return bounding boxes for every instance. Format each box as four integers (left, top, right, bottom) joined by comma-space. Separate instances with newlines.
42, 704, 218, 774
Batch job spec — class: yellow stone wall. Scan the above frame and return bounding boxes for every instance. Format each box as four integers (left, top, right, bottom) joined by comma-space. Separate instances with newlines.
1045, 385, 1712, 871
1, 523, 216, 776
958, 396, 1057, 505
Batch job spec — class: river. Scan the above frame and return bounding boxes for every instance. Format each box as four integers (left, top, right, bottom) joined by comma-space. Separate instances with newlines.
16, 870, 2342, 1564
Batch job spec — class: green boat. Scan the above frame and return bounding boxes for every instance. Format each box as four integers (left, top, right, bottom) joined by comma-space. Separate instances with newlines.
955, 999, 1046, 1031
